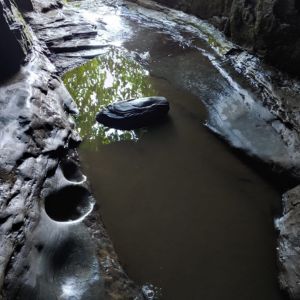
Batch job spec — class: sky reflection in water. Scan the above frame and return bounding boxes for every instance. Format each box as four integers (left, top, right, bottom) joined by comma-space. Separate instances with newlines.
63, 48, 155, 148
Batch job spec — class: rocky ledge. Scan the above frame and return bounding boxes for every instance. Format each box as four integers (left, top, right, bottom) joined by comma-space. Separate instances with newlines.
154, 0, 300, 78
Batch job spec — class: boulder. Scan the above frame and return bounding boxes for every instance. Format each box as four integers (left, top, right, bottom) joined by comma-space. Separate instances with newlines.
96, 96, 170, 130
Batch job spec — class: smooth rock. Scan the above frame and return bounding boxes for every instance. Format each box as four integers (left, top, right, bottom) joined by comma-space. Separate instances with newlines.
96, 96, 170, 130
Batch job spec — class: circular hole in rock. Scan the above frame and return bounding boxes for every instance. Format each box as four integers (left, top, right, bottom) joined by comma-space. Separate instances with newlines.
44, 186, 93, 222
60, 159, 84, 183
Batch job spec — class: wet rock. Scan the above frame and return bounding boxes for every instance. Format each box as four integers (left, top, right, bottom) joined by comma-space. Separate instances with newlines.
43, 170, 94, 222
154, 0, 300, 77
25, 2, 104, 74
96, 96, 170, 130
44, 185, 94, 222
0, 0, 32, 80
32, 0, 63, 13
60, 158, 86, 183
276, 185, 300, 299
42, 159, 93, 223
8, 218, 105, 300
0, 46, 85, 298
14, 0, 34, 12
0, 1, 146, 299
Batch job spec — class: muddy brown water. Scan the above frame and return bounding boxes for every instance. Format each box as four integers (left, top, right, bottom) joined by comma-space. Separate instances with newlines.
80, 79, 285, 300
63, 1, 289, 299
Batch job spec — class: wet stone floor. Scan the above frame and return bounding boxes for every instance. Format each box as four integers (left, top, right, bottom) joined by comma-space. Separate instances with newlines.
63, 1, 289, 299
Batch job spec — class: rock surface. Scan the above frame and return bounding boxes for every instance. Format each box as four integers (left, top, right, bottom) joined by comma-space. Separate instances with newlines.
96, 97, 170, 130
277, 185, 300, 299
154, 0, 300, 77
31, 0, 63, 13
14, 0, 34, 12
0, 1, 145, 299
25, 1, 106, 74
0, 0, 32, 80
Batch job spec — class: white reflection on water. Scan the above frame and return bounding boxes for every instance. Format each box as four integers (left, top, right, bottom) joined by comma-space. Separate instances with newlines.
103, 70, 114, 88
102, 13, 122, 32
61, 278, 80, 299
81, 10, 101, 24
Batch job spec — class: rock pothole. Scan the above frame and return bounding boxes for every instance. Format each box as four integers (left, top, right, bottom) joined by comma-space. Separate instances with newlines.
44, 185, 93, 222
60, 159, 85, 183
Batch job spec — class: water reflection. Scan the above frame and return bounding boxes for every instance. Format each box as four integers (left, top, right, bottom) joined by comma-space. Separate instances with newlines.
63, 47, 155, 148
102, 13, 122, 33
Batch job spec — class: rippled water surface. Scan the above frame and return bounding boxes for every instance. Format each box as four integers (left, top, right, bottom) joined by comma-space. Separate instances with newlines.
63, 1, 289, 299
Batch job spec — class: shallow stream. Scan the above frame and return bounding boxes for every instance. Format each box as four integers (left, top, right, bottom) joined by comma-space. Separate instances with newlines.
63, 0, 290, 299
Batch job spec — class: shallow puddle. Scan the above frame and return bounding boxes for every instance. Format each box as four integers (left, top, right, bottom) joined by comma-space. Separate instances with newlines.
63, 3, 288, 300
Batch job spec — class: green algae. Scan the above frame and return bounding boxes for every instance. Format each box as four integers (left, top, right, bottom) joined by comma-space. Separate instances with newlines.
63, 48, 155, 148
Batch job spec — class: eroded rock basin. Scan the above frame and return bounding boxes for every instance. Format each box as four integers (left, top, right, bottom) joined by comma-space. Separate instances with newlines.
62, 6, 293, 298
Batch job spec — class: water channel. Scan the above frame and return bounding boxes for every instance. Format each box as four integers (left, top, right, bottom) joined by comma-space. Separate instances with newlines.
63, 1, 290, 299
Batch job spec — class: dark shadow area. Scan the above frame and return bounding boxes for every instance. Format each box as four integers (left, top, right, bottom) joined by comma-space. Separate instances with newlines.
0, 2, 29, 81
50, 237, 78, 271
44, 185, 92, 222
296, 0, 300, 14
60, 159, 85, 182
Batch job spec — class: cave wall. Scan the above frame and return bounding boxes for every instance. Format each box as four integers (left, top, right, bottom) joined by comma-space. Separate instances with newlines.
0, 0, 62, 82
155, 0, 300, 77
14, 0, 33, 12
0, 0, 32, 80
